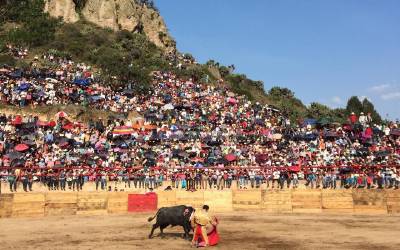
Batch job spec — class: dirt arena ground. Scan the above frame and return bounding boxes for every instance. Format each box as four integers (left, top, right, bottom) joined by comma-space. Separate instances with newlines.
1, 212, 400, 250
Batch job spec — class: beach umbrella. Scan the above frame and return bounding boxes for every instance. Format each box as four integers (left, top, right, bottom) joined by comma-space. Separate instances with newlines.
15, 144, 29, 152
225, 154, 237, 162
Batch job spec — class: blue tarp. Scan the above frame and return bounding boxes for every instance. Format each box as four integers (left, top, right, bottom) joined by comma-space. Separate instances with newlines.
73, 78, 91, 86
17, 83, 30, 91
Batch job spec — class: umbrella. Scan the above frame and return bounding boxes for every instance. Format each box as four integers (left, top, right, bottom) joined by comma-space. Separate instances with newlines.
113, 126, 134, 135
390, 129, 400, 136
12, 116, 23, 125
22, 140, 36, 146
255, 154, 268, 163
73, 78, 90, 86
45, 78, 59, 83
15, 144, 29, 152
178, 151, 189, 158
272, 133, 283, 140
11, 159, 25, 168
289, 165, 301, 172
191, 157, 204, 163
37, 120, 50, 127
225, 154, 237, 162
55, 111, 68, 118
194, 162, 204, 168
5, 151, 23, 161
162, 103, 174, 111
227, 97, 238, 104
17, 83, 30, 91
63, 123, 74, 130
303, 119, 317, 126
324, 131, 339, 138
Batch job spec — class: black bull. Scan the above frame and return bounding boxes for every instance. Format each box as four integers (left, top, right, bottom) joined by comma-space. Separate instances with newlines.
148, 205, 195, 239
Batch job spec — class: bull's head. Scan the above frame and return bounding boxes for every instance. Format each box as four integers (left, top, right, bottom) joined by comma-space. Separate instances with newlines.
183, 207, 195, 217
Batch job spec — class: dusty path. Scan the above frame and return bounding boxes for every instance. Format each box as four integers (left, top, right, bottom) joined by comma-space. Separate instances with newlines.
0, 212, 400, 250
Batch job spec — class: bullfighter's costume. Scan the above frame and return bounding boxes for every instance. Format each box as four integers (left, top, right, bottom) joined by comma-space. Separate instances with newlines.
192, 211, 219, 247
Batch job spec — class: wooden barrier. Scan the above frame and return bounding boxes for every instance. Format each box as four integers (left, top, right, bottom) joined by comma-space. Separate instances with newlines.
321, 190, 353, 213
1, 190, 399, 219
176, 191, 204, 209
385, 190, 400, 214
204, 190, 233, 212
107, 193, 129, 214
77, 193, 108, 216
262, 190, 292, 213
156, 190, 177, 208
352, 190, 387, 214
0, 194, 14, 218
232, 190, 262, 210
12, 193, 45, 217
292, 190, 322, 213
45, 193, 78, 216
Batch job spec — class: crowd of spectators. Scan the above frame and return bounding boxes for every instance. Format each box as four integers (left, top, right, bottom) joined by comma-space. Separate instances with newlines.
0, 49, 400, 193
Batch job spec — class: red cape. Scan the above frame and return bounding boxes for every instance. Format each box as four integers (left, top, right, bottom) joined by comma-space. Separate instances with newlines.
194, 220, 220, 247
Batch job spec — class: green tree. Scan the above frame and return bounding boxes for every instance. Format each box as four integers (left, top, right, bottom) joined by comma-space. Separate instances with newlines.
268, 87, 295, 100
4, 0, 60, 46
307, 102, 331, 118
346, 96, 363, 115
362, 98, 382, 122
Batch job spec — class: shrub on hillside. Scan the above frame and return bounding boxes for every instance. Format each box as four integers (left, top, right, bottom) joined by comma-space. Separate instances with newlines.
0, 53, 16, 66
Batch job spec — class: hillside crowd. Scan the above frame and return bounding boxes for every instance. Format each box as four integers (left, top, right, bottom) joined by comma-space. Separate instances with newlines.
0, 49, 400, 193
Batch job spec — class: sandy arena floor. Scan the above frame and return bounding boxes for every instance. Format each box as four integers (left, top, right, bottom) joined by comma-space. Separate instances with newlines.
0, 212, 400, 250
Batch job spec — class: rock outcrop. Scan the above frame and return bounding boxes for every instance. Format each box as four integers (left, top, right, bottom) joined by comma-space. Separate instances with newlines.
44, 0, 80, 23
44, 0, 175, 51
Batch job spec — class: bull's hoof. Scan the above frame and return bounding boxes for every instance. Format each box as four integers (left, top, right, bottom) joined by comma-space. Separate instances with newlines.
148, 235, 152, 239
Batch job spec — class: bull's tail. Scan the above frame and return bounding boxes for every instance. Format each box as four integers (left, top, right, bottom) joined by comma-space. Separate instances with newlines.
147, 210, 160, 222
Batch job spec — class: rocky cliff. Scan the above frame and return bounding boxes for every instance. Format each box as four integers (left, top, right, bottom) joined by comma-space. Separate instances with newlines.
44, 0, 175, 51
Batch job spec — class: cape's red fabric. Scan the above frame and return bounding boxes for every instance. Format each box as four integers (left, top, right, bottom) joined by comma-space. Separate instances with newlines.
194, 219, 220, 247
